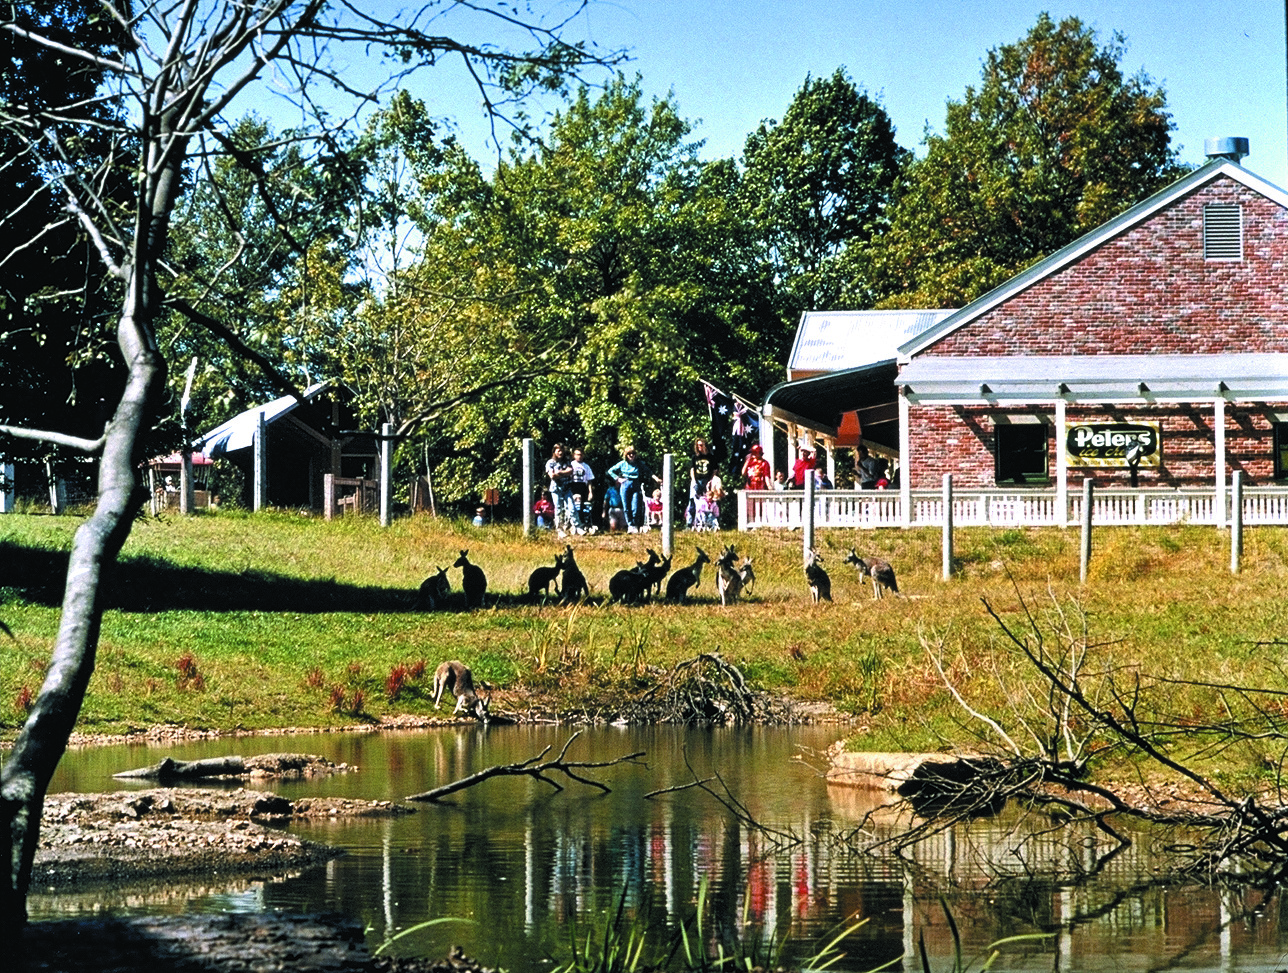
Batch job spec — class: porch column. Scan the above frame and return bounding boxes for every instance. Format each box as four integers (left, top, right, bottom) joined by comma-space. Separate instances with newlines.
1214, 397, 1227, 528
1055, 398, 1068, 527
898, 389, 911, 528
825, 440, 836, 487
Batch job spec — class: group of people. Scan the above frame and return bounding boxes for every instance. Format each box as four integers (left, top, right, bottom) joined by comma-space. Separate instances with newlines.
532, 438, 892, 536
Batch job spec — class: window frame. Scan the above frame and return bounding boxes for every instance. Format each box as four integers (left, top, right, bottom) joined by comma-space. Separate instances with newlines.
994, 422, 1050, 486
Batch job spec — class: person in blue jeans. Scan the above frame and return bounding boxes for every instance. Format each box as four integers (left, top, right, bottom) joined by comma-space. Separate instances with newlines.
606, 446, 660, 532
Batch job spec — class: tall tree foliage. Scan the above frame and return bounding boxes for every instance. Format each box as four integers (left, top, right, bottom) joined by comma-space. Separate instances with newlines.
874, 13, 1183, 308
0, 0, 127, 467
741, 69, 907, 319
346, 77, 778, 499
0, 0, 616, 945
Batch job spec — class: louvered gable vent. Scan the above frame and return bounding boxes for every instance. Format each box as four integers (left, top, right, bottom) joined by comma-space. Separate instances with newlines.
1204, 203, 1243, 260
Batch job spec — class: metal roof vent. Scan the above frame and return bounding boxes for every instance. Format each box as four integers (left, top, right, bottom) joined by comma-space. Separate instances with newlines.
1205, 137, 1250, 162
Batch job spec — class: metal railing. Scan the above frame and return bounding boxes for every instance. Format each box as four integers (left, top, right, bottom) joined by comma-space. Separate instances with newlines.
737, 486, 1288, 530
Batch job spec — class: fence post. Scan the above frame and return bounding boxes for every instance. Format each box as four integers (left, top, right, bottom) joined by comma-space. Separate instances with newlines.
253, 410, 268, 511
1231, 470, 1243, 574
1079, 478, 1093, 583
379, 422, 393, 527
522, 438, 535, 538
802, 472, 816, 564
661, 453, 674, 559
942, 474, 953, 580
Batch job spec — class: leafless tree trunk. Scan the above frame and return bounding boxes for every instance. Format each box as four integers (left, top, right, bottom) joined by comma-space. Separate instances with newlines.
0, 1, 618, 950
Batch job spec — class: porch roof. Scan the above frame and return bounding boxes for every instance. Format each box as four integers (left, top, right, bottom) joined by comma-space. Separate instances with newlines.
762, 359, 902, 448
897, 353, 1288, 403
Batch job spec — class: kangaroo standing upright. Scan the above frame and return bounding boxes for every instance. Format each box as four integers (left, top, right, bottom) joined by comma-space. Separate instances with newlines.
843, 549, 900, 599
417, 567, 450, 610
432, 660, 490, 721
641, 548, 672, 599
737, 557, 756, 595
665, 547, 710, 602
453, 550, 488, 609
715, 544, 744, 606
559, 545, 589, 603
805, 549, 832, 603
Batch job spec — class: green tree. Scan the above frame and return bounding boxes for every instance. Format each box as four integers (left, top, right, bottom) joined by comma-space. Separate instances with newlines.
341, 77, 778, 501
741, 69, 908, 318
874, 13, 1183, 308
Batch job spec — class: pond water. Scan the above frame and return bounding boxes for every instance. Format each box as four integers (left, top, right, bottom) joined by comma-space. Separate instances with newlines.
27, 725, 1288, 971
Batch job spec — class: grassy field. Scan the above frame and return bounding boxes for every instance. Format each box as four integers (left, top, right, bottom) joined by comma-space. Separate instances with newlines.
2, 508, 1287, 775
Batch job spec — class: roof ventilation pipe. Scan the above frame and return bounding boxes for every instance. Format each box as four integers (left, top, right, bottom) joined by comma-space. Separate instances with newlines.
1205, 137, 1250, 163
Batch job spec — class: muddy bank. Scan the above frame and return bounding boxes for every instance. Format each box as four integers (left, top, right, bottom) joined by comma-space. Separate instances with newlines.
34, 784, 413, 890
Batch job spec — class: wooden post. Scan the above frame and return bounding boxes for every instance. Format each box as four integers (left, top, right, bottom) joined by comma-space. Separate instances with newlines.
898, 390, 911, 528
661, 453, 674, 558
942, 474, 953, 580
1231, 470, 1243, 574
379, 422, 393, 527
1079, 477, 1093, 584
323, 473, 337, 521
1215, 396, 1227, 529
1054, 398, 1068, 527
802, 469, 815, 564
0, 462, 13, 513
522, 437, 535, 538
253, 410, 268, 511
180, 450, 194, 515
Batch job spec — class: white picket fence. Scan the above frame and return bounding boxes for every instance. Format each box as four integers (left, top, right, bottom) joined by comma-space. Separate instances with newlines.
737, 487, 1288, 530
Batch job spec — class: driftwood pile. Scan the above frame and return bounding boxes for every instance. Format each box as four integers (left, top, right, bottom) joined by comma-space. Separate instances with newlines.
622, 652, 783, 725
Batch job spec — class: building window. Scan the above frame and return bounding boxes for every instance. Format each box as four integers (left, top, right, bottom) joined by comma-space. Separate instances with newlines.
1275, 424, 1288, 480
995, 423, 1049, 485
1204, 203, 1243, 261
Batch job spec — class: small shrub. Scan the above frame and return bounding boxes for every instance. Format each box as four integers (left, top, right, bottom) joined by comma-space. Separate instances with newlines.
385, 663, 409, 701
14, 685, 34, 713
328, 684, 347, 711
345, 661, 362, 682
408, 659, 427, 681
305, 667, 325, 690
349, 688, 365, 715
175, 651, 205, 691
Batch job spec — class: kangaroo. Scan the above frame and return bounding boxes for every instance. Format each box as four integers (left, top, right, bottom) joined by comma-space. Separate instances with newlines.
738, 557, 756, 595
609, 558, 652, 604
453, 550, 488, 609
843, 549, 900, 599
559, 545, 589, 603
641, 548, 672, 600
417, 567, 450, 610
665, 547, 710, 602
527, 553, 565, 601
715, 544, 744, 606
432, 660, 491, 722
805, 548, 832, 603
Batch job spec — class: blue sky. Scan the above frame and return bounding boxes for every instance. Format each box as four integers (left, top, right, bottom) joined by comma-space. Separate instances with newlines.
363, 0, 1286, 186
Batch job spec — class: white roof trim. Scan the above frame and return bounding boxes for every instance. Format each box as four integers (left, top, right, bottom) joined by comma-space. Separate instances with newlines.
897, 353, 1288, 404
897, 160, 1288, 361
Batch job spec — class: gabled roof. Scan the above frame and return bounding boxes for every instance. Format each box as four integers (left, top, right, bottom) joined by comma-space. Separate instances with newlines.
197, 382, 331, 458
897, 158, 1288, 360
788, 309, 954, 377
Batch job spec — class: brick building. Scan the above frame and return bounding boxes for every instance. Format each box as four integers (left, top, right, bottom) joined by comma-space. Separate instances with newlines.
761, 140, 1288, 525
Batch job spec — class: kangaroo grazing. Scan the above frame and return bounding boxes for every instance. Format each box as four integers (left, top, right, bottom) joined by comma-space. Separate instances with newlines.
843, 549, 900, 599
432, 660, 491, 721
738, 557, 756, 595
665, 547, 710, 602
715, 544, 744, 606
527, 553, 564, 601
609, 558, 652, 604
453, 550, 488, 609
805, 548, 832, 603
417, 567, 450, 610
641, 548, 672, 599
559, 545, 589, 603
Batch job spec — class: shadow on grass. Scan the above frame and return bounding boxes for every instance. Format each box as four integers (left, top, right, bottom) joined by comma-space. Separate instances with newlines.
0, 541, 448, 614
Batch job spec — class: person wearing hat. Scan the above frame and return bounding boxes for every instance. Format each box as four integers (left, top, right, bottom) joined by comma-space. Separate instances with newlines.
741, 443, 771, 490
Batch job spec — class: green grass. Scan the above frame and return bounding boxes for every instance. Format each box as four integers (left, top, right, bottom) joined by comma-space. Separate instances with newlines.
3, 509, 1288, 785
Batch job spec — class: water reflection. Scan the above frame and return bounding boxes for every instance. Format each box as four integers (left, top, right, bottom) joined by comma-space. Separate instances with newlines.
27, 726, 1288, 971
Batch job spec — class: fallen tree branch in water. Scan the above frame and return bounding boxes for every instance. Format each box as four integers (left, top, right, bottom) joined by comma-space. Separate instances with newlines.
405, 732, 645, 803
